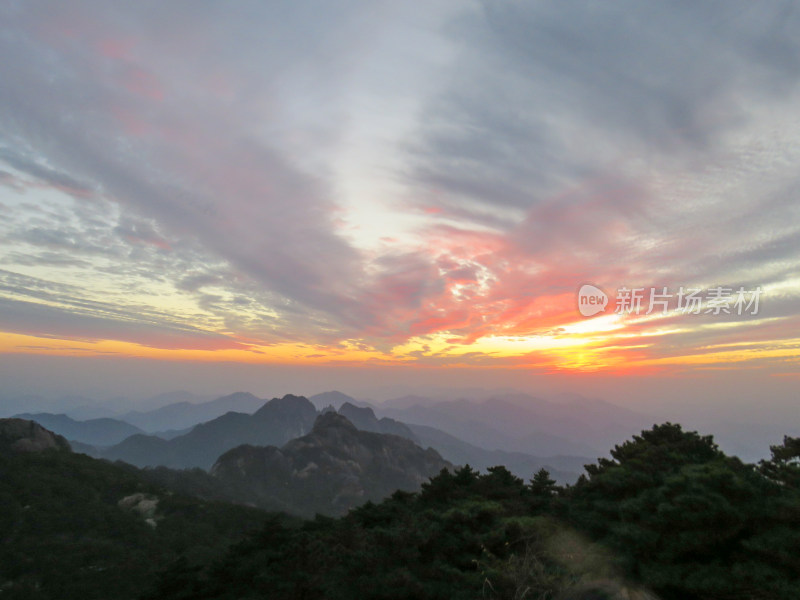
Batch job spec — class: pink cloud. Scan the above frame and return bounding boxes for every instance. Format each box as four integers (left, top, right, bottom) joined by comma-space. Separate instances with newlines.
97, 37, 135, 60
120, 65, 164, 102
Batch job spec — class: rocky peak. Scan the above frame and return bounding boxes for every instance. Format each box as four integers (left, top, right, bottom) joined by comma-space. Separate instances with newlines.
338, 401, 377, 422
0, 418, 71, 453
312, 411, 358, 433
254, 394, 317, 419
211, 413, 451, 516
337, 402, 420, 443
308, 390, 357, 409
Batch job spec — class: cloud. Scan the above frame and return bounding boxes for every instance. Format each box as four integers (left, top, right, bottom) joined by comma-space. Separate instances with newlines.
1, 251, 90, 268
383, 0, 800, 344
406, 0, 800, 231
0, 0, 372, 329
0, 271, 246, 351
0, 0, 798, 370
0, 146, 98, 199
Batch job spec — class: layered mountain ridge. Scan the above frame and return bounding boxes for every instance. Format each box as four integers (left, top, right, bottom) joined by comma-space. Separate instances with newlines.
101, 394, 318, 469
21, 391, 596, 482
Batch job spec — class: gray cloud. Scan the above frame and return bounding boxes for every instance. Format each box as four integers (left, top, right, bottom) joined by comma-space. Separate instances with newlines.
0, 295, 245, 350
1, 251, 90, 268
0, 146, 97, 199
0, 0, 380, 333
410, 1, 800, 212
399, 1, 800, 319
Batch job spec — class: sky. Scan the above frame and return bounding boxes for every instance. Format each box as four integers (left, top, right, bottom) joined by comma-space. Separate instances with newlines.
1, 1, 799, 421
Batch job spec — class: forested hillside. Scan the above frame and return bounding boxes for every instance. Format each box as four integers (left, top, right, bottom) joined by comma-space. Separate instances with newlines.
0, 420, 276, 600
149, 424, 800, 600
3, 417, 799, 600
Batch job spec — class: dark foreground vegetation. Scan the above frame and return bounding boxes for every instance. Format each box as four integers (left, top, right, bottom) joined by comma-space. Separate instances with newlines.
2, 422, 798, 599
148, 424, 800, 600
0, 445, 275, 600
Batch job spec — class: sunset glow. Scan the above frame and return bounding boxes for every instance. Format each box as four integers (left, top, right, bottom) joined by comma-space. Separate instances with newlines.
1, 1, 799, 401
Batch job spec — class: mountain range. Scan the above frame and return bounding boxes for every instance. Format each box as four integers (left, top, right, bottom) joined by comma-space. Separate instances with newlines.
211, 411, 451, 516
102, 394, 318, 469
376, 392, 655, 457
336, 401, 420, 441
92, 395, 588, 482
1, 412, 453, 519
5, 411, 798, 600
18, 391, 601, 483
0, 390, 216, 420
407, 423, 586, 482
120, 391, 268, 431
12, 412, 144, 446
6, 388, 786, 464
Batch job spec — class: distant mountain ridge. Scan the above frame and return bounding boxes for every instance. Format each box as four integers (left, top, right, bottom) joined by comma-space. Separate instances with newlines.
337, 401, 420, 442
56, 391, 591, 482
378, 392, 655, 457
12, 413, 144, 446
122, 391, 267, 432
308, 390, 366, 410
408, 423, 584, 484
103, 394, 318, 469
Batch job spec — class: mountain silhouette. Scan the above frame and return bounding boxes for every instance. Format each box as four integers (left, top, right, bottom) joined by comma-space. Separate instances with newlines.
337, 401, 420, 442
211, 412, 451, 516
104, 394, 317, 468
122, 391, 266, 431
12, 412, 143, 446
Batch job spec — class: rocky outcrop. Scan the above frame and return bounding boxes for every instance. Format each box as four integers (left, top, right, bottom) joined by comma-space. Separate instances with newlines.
12, 413, 144, 446
118, 493, 160, 527
211, 412, 451, 516
0, 418, 71, 453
